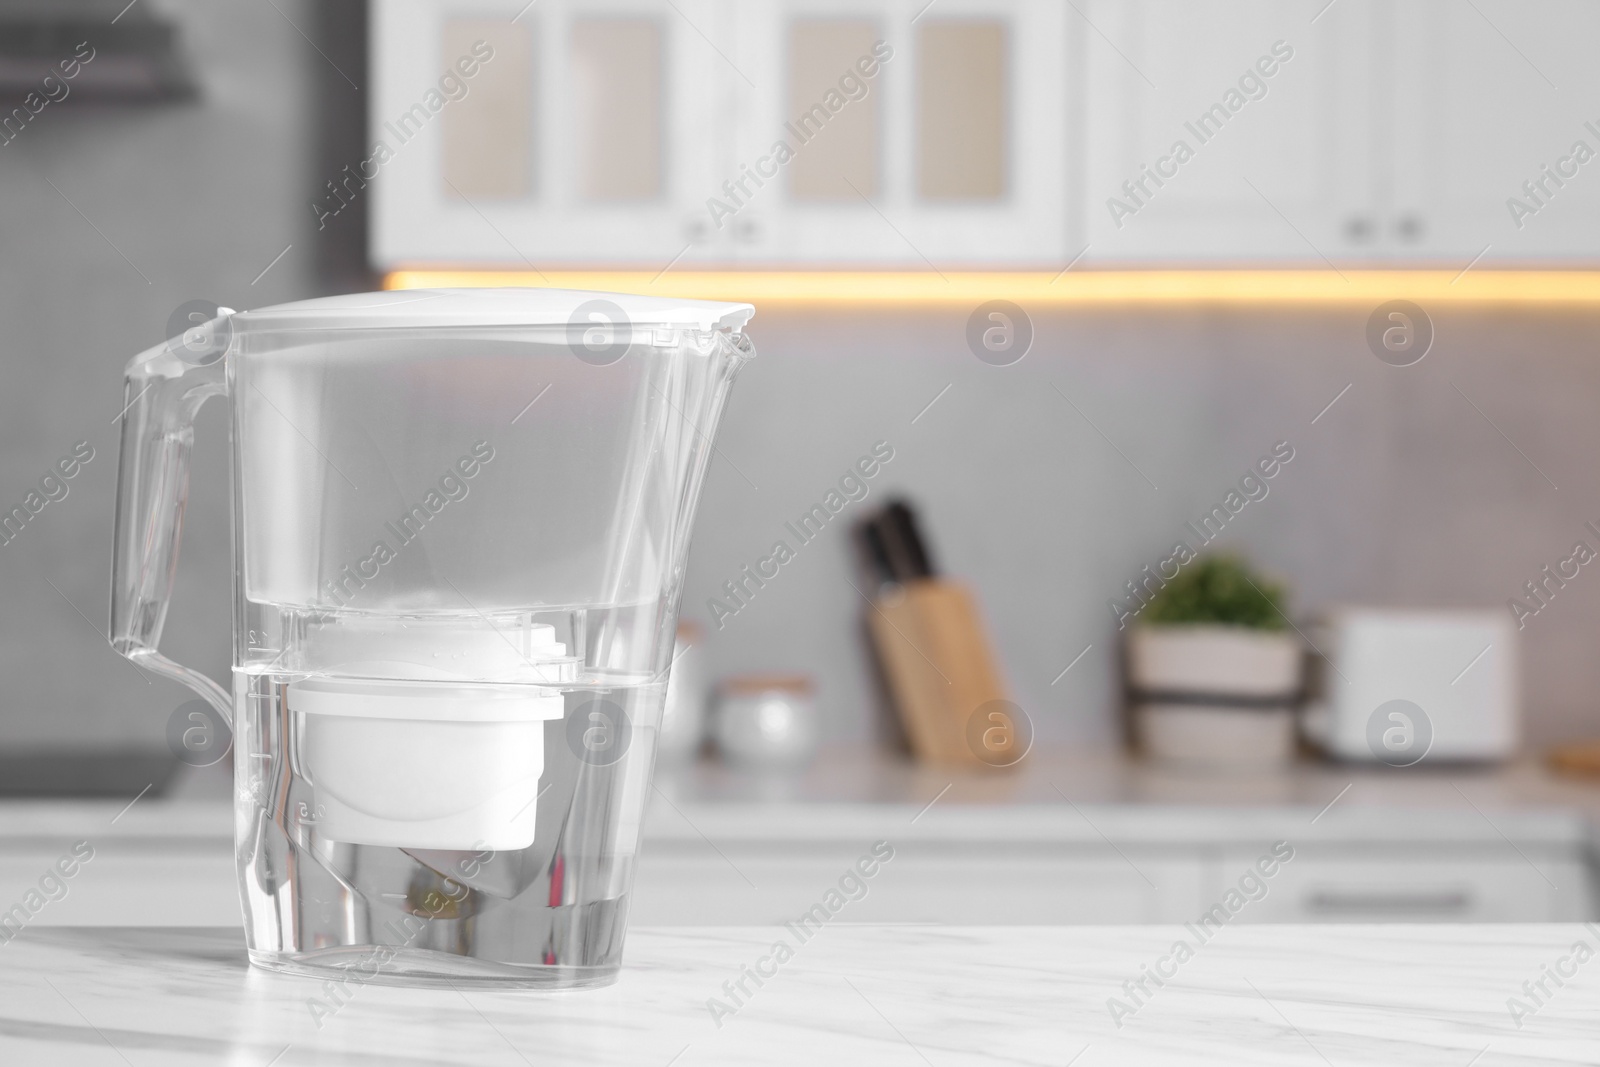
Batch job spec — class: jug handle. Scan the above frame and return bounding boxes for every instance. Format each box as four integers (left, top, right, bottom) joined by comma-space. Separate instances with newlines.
109, 331, 232, 720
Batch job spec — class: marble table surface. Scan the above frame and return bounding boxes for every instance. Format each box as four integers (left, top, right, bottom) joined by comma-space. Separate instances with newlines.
2, 924, 1597, 1066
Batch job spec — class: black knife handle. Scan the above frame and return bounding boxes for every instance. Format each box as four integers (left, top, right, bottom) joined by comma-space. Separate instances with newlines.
883, 499, 936, 579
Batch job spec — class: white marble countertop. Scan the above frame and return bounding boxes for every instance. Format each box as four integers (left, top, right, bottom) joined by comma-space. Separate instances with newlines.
4, 923, 1597, 1065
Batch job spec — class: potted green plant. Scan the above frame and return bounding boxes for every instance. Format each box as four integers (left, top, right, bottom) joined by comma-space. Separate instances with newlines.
1127, 555, 1302, 766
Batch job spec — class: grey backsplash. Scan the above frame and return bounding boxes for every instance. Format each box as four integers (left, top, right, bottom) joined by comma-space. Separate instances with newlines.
688, 303, 1600, 750
0, 0, 328, 749
2, 1, 1598, 753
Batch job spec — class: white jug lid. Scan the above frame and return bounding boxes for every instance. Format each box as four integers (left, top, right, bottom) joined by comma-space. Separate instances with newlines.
232, 287, 755, 334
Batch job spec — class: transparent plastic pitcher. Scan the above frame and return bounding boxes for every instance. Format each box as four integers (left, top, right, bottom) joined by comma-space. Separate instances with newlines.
110, 288, 754, 987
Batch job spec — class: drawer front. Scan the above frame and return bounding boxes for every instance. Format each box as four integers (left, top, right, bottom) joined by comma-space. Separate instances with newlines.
0, 843, 237, 928
632, 841, 1208, 925
1218, 851, 1593, 923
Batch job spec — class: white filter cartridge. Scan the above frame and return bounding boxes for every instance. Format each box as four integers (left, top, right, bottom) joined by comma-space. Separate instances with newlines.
291, 676, 566, 850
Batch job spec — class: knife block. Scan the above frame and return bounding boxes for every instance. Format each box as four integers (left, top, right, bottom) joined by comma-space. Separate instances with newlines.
867, 578, 1015, 766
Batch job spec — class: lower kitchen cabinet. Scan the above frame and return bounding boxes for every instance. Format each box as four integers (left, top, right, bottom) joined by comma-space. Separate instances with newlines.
0, 801, 1592, 927
632, 804, 1600, 925
1220, 848, 1595, 924
630, 840, 1205, 926
631, 837, 1598, 926
0, 839, 238, 928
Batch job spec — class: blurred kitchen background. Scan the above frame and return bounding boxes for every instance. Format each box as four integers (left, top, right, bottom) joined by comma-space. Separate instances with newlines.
5, 0, 1600, 926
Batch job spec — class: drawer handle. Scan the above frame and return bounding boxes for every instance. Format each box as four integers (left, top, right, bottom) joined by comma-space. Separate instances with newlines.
1306, 889, 1472, 915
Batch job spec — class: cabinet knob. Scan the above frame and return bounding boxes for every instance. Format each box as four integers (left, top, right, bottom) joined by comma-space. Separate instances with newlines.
1394, 213, 1425, 243
1344, 215, 1376, 244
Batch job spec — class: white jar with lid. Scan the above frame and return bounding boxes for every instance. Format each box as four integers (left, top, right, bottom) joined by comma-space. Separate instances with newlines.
658, 621, 707, 763
713, 675, 818, 768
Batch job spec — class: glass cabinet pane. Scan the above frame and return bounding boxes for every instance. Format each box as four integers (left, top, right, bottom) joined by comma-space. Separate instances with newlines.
787, 20, 882, 201
440, 19, 534, 200
917, 19, 1008, 200
571, 19, 664, 201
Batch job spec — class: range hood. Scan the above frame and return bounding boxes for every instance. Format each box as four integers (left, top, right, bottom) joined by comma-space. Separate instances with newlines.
0, 0, 196, 102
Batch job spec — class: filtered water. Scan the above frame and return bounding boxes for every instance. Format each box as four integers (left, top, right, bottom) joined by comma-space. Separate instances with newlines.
234, 669, 663, 988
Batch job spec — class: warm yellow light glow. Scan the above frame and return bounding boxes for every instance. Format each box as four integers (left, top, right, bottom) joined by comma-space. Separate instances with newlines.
385, 269, 1600, 306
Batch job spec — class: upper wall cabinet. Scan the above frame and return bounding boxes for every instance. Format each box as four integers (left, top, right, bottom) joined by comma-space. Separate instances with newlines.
371, 0, 1600, 268
1385, 0, 1600, 263
1081, 0, 1600, 266
721, 0, 1072, 266
371, 0, 725, 267
1082, 0, 1373, 263
371, 0, 1075, 270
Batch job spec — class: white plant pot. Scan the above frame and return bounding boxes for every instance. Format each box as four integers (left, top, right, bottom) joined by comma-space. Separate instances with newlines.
1136, 705, 1298, 768
1127, 625, 1303, 768
1128, 625, 1302, 695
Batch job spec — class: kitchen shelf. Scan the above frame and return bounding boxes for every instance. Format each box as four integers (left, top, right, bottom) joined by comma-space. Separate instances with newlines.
386, 269, 1600, 306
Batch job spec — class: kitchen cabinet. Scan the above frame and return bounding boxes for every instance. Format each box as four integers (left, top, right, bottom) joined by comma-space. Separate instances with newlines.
1084, 0, 1600, 266
1226, 848, 1593, 924
370, 0, 727, 269
1, 794, 1594, 927
1386, 0, 1600, 263
371, 0, 1600, 268
370, 0, 1075, 269
631, 801, 1600, 926
630, 838, 1206, 926
0, 839, 237, 927
721, 0, 1073, 266
1082, 0, 1371, 264
0, 805, 236, 928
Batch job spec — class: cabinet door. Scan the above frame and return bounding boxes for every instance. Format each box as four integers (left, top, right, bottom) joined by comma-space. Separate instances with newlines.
1084, 0, 1379, 265
1388, 0, 1600, 263
370, 0, 727, 269
1220, 848, 1592, 923
0, 841, 237, 926
726, 0, 1071, 266
631, 839, 1208, 924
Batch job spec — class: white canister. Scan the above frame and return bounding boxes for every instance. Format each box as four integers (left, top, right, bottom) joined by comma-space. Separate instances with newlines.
713, 675, 818, 768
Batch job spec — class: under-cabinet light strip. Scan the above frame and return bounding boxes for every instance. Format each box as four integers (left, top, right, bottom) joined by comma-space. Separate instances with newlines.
384, 269, 1600, 305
